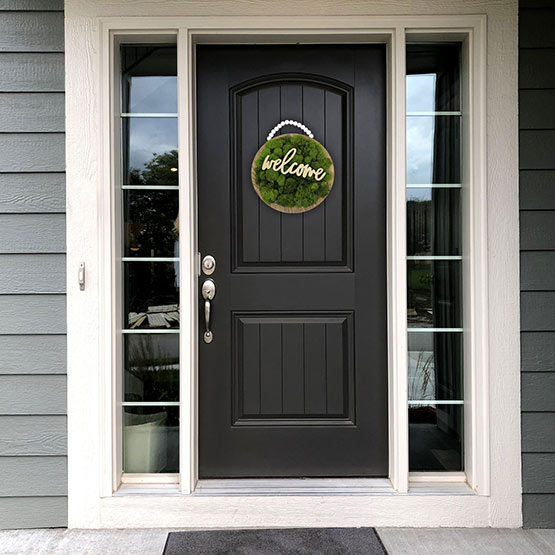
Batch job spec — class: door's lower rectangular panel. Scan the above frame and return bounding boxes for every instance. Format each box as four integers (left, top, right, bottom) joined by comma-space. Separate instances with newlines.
232, 311, 355, 426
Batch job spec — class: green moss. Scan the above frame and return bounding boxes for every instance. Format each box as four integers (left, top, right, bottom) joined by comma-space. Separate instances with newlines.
254, 134, 332, 209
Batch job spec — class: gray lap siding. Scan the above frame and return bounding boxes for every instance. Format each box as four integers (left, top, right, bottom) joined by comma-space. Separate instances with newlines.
0, 3, 66, 529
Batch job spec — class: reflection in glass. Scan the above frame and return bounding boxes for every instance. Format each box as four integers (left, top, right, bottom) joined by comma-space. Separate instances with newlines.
123, 118, 178, 185
123, 406, 179, 473
124, 190, 179, 257
406, 44, 461, 113
407, 187, 461, 256
124, 262, 179, 329
406, 116, 460, 185
407, 260, 461, 328
124, 334, 179, 403
408, 332, 462, 401
121, 45, 177, 114
409, 404, 463, 471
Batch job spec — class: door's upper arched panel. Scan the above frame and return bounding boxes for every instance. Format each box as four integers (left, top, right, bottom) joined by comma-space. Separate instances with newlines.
230, 73, 354, 272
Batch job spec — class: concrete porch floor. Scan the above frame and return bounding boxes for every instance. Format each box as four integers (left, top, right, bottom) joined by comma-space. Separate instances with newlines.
0, 528, 555, 554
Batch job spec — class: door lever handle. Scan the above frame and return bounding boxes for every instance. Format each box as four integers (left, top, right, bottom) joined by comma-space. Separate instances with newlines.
201, 279, 216, 343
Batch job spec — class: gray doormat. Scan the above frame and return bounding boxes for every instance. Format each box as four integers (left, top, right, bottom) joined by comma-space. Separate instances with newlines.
163, 528, 388, 555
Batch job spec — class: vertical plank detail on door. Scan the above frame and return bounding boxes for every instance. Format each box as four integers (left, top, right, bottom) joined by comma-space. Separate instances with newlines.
240, 90, 260, 262
326, 320, 345, 415
259, 322, 282, 414
302, 86, 326, 262
324, 90, 344, 261
304, 322, 327, 414
241, 320, 260, 415
279, 84, 303, 262
258, 87, 281, 262
282, 321, 304, 415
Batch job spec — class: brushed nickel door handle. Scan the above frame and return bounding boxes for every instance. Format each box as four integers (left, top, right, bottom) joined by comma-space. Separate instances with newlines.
201, 279, 216, 343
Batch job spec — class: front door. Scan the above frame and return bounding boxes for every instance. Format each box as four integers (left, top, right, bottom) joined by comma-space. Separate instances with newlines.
197, 45, 387, 478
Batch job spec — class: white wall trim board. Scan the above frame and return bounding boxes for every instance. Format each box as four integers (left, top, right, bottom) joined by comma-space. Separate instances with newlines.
65, 3, 520, 529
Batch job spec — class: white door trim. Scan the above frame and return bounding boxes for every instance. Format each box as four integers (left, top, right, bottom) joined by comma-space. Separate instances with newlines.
65, 7, 520, 528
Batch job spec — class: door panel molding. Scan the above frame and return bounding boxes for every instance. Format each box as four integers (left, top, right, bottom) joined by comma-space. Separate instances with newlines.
232, 311, 355, 426
230, 72, 354, 273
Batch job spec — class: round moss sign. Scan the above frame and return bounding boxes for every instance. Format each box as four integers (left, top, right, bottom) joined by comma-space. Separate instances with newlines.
251, 132, 335, 214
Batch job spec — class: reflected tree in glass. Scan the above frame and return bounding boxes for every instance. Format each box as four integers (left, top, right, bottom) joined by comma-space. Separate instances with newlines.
127, 149, 179, 186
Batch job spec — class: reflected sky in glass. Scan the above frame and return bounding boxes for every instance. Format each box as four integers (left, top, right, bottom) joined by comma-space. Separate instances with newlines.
125, 118, 178, 173
407, 117, 435, 184
407, 74, 436, 185
407, 74, 436, 112
126, 76, 177, 114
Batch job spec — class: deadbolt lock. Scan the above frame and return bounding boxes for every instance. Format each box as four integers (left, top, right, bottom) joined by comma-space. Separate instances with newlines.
202, 255, 216, 275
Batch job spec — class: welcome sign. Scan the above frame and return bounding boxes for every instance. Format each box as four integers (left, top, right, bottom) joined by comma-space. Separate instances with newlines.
251, 121, 334, 214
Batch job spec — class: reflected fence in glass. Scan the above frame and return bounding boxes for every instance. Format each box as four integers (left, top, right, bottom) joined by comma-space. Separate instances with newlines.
120, 43, 180, 475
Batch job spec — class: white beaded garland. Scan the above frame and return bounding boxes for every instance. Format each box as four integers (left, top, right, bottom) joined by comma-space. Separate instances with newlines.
266, 120, 315, 141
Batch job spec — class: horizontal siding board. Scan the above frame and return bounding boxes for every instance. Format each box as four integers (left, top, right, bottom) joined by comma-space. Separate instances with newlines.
0, 375, 66, 415
0, 12, 63, 53
0, 133, 64, 172
522, 293, 555, 331
521, 252, 555, 291
0, 93, 64, 132
0, 254, 65, 294
519, 10, 555, 48
523, 454, 555, 493
523, 495, 555, 528
0, 1, 63, 9
0, 295, 66, 334
520, 171, 555, 209
520, 49, 555, 89
0, 457, 67, 497
0, 53, 63, 92
0, 335, 66, 375
0, 496, 66, 529
0, 214, 65, 253
0, 415, 66, 456
522, 372, 555, 412
521, 332, 555, 372
0, 173, 65, 213
522, 412, 555, 452
520, 90, 555, 130
520, 130, 555, 170
520, 211, 555, 250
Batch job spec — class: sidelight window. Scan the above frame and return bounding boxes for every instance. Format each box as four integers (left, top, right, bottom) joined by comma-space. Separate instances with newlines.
406, 44, 464, 472
119, 43, 179, 475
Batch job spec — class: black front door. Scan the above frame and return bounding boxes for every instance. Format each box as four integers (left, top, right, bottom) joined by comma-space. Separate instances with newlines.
197, 45, 387, 478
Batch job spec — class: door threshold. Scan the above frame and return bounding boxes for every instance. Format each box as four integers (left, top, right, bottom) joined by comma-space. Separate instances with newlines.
193, 477, 395, 496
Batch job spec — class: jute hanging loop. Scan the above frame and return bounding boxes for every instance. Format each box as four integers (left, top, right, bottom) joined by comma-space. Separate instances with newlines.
251, 121, 334, 214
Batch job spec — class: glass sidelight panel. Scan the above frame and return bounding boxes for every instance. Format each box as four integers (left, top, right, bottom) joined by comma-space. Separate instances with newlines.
124, 334, 179, 403
408, 332, 463, 401
123, 406, 179, 473
120, 43, 179, 475
124, 190, 179, 257
406, 43, 463, 472
123, 118, 178, 185
409, 403, 463, 471
407, 260, 462, 329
